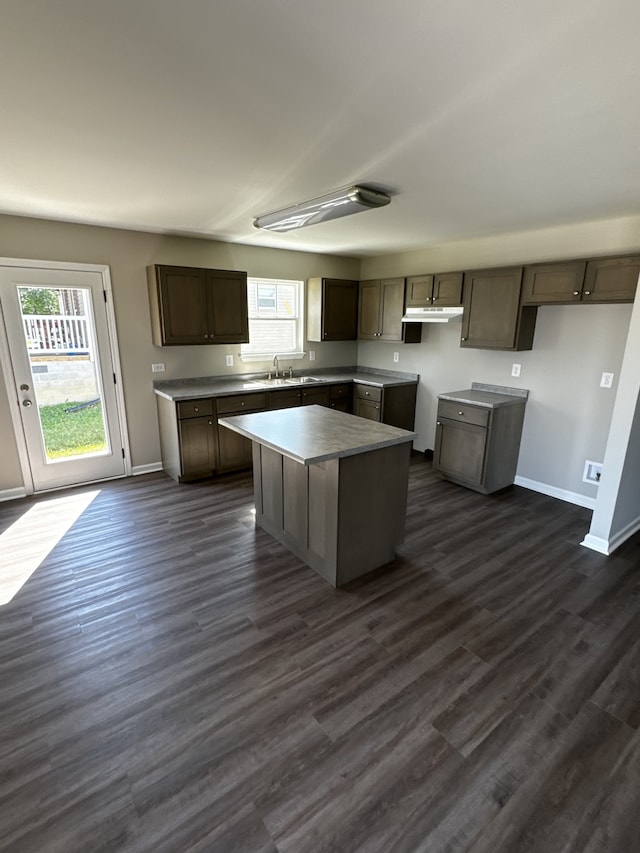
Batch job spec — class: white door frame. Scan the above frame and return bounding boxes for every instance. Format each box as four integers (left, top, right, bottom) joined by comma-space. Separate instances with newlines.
0, 257, 131, 496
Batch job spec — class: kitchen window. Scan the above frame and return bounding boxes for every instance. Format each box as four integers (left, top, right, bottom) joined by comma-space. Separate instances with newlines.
240, 277, 304, 360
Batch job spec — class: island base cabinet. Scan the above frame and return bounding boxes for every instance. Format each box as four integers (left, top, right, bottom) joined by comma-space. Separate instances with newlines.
252, 441, 411, 587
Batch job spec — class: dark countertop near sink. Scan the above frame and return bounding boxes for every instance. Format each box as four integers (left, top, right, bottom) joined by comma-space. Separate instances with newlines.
153, 366, 419, 402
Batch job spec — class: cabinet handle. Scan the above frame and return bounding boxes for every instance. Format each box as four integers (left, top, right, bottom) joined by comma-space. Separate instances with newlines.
573, 291, 580, 296
584, 290, 591, 295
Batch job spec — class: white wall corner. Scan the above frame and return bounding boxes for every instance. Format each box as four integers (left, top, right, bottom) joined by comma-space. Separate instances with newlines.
514, 476, 596, 510
582, 514, 640, 555
580, 533, 612, 554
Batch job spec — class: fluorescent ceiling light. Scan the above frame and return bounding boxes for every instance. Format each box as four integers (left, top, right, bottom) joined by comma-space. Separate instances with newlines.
254, 185, 391, 233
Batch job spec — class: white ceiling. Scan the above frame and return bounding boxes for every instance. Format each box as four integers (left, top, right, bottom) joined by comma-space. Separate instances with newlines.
2, 0, 639, 257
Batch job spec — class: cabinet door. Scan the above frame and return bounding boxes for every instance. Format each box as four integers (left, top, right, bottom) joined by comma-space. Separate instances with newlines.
217, 424, 253, 470
354, 397, 382, 422
178, 416, 217, 480
461, 267, 534, 350
269, 390, 301, 410
433, 272, 463, 306
358, 280, 381, 339
301, 387, 331, 407
434, 419, 487, 486
379, 278, 405, 341
406, 275, 433, 307
582, 256, 640, 303
322, 279, 359, 340
521, 261, 586, 304
156, 266, 209, 344
205, 270, 249, 343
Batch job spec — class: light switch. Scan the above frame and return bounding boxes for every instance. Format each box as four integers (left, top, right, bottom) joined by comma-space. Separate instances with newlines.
393, 352, 399, 363
511, 363, 521, 377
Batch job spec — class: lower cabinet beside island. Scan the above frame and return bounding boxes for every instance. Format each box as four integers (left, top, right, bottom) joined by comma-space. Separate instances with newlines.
219, 405, 417, 587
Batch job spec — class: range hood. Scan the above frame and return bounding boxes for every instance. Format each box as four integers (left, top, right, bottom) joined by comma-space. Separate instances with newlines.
401, 306, 464, 323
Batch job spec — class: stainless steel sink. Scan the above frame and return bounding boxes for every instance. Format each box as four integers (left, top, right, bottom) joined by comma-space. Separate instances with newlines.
285, 376, 321, 384
246, 377, 289, 387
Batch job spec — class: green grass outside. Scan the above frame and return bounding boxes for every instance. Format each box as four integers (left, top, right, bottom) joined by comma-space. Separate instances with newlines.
39, 401, 107, 459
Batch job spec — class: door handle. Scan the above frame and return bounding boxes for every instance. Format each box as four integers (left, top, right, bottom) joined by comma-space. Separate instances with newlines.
22, 399, 33, 407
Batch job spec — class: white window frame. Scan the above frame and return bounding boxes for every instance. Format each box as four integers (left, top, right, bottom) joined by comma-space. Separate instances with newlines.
240, 277, 305, 362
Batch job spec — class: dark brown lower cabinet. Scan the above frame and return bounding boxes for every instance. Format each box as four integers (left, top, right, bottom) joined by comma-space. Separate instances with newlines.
329, 383, 352, 413
216, 393, 267, 471
178, 416, 217, 481
353, 383, 417, 431
433, 393, 526, 494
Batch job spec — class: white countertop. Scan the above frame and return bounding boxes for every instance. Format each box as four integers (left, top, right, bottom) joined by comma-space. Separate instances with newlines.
219, 405, 417, 465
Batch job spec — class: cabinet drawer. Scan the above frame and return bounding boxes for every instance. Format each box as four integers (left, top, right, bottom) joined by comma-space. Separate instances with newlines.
329, 383, 351, 399
437, 400, 489, 427
177, 398, 213, 419
353, 384, 382, 403
216, 392, 267, 414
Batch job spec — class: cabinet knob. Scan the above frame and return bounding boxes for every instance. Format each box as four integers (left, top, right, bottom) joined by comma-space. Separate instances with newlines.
375, 405, 380, 410
241, 401, 245, 406
208, 420, 213, 425
194, 407, 199, 412
437, 421, 441, 426
204, 334, 209, 338
573, 291, 580, 296
458, 410, 464, 416
461, 337, 466, 341
584, 290, 591, 295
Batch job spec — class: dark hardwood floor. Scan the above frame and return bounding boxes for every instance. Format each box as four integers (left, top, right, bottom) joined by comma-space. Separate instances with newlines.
1, 457, 640, 852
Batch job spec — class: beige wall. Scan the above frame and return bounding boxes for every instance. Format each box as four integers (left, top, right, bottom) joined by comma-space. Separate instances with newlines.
2, 211, 640, 506
359, 213, 640, 503
0, 214, 359, 492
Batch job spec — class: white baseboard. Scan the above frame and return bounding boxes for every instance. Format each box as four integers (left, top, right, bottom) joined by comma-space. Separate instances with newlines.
580, 533, 610, 554
131, 462, 163, 476
0, 486, 27, 503
514, 476, 596, 510
582, 515, 640, 555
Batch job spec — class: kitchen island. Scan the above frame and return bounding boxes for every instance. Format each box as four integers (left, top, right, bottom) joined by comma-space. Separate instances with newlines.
218, 405, 417, 587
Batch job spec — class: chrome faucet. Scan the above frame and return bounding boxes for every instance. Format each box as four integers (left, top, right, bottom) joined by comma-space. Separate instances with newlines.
272, 354, 279, 377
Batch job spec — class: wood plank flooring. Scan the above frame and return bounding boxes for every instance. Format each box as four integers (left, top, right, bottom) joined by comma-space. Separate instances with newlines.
1, 457, 640, 852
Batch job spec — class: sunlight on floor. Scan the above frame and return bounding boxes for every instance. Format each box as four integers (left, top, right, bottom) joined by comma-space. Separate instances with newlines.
0, 490, 100, 605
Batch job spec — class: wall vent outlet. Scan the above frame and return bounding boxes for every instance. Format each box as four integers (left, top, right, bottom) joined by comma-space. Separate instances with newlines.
583, 460, 603, 485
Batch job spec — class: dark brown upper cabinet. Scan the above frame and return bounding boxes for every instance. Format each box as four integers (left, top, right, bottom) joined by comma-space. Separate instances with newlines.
307, 277, 359, 341
582, 255, 640, 303
358, 278, 421, 343
406, 272, 463, 307
147, 264, 249, 346
461, 266, 537, 351
522, 255, 640, 305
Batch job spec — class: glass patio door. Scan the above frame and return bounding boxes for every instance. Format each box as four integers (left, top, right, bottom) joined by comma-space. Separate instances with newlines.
0, 265, 126, 492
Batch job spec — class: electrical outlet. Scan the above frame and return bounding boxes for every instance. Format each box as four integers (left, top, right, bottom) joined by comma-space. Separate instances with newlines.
309, 350, 316, 361
583, 460, 603, 484
151, 363, 165, 373
600, 372, 614, 388
393, 352, 399, 363
511, 363, 521, 377
225, 354, 234, 367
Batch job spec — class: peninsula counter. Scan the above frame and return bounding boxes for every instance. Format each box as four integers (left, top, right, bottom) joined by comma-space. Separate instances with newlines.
218, 406, 416, 586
